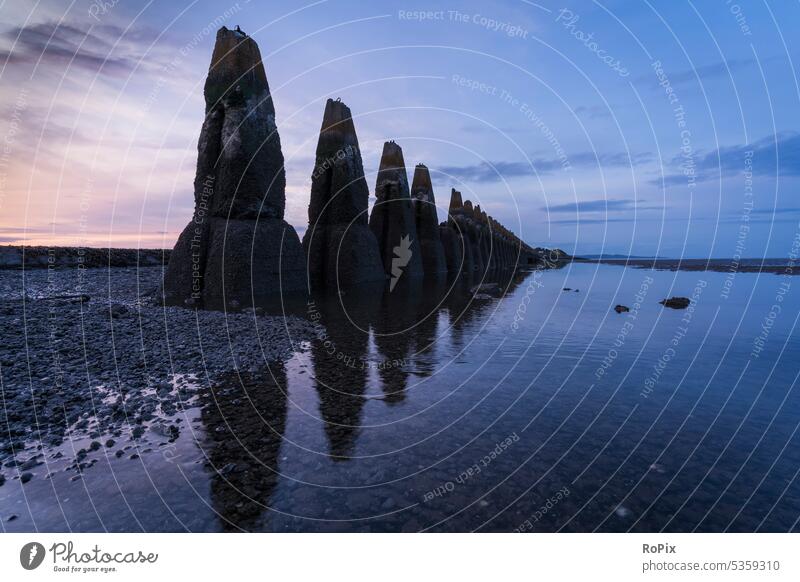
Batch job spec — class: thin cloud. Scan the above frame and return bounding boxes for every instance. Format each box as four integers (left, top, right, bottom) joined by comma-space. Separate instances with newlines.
574, 105, 611, 119
697, 132, 800, 176
433, 151, 652, 184
669, 59, 753, 85
657, 132, 800, 187
0, 21, 164, 77
544, 198, 664, 214
748, 207, 800, 214
546, 199, 637, 213
637, 58, 754, 87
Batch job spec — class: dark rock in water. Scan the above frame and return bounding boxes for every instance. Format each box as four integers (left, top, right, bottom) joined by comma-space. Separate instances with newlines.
411, 164, 447, 277
163, 27, 307, 309
470, 283, 501, 297
369, 141, 424, 288
20, 472, 32, 484
563, 288, 572, 291
0, 474, 5, 487
660, 296, 691, 309
303, 99, 384, 290
614, 305, 630, 313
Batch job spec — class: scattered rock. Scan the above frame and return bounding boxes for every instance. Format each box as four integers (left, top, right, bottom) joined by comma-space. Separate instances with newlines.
150, 421, 179, 441
0, 246, 166, 270
614, 305, 630, 313
109, 304, 130, 319
19, 458, 41, 470
219, 463, 237, 477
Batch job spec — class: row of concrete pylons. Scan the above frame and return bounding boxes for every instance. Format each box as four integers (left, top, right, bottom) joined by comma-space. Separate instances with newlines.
162, 27, 536, 308
304, 97, 536, 291
440, 187, 533, 279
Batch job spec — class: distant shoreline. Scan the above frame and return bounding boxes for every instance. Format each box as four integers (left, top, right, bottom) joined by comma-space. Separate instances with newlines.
3, 244, 796, 275
572, 256, 799, 275
0, 245, 169, 269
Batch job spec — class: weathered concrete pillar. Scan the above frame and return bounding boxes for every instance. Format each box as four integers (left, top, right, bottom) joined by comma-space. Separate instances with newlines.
475, 205, 492, 273
163, 26, 306, 309
462, 200, 484, 276
439, 223, 459, 275
483, 213, 496, 271
410, 164, 447, 276
302, 98, 385, 290
369, 141, 424, 289
440, 188, 472, 277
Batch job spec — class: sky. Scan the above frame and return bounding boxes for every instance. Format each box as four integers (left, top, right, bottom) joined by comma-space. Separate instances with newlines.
0, 0, 797, 257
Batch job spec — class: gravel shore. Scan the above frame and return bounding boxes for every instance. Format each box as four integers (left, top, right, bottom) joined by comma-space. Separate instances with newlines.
0, 266, 314, 484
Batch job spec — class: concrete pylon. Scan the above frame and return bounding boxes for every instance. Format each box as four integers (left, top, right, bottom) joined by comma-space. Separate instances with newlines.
462, 200, 484, 276
163, 26, 306, 309
369, 141, 424, 289
302, 98, 385, 290
410, 164, 447, 276
440, 188, 472, 277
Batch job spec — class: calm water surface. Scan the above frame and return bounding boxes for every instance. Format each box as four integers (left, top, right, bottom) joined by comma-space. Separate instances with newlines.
3, 262, 800, 532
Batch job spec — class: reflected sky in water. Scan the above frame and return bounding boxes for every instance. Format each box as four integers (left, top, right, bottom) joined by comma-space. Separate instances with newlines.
3, 263, 800, 532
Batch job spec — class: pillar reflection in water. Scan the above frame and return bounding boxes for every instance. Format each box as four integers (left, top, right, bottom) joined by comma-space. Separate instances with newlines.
200, 364, 287, 531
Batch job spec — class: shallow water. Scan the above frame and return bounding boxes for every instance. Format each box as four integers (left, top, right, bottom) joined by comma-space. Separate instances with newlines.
2, 262, 800, 532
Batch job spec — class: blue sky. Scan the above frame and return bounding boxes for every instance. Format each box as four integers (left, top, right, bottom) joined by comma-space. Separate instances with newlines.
0, 0, 797, 257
